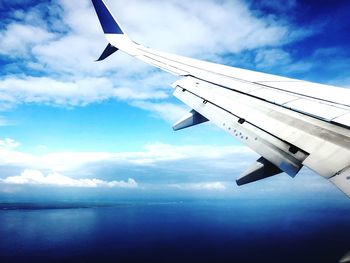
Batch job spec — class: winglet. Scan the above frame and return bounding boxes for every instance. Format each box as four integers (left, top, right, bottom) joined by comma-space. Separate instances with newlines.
91, 0, 125, 34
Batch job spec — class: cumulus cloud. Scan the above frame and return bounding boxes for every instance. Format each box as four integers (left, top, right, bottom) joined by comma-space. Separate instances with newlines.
107, 0, 294, 55
0, 24, 55, 57
0, 137, 256, 192
1, 169, 137, 188
0, 0, 312, 119
0, 74, 172, 108
0, 76, 114, 106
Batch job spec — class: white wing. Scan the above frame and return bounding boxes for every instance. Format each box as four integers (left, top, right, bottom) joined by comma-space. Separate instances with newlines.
91, 0, 350, 197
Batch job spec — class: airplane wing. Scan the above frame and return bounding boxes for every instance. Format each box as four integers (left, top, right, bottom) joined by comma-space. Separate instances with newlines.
91, 0, 350, 197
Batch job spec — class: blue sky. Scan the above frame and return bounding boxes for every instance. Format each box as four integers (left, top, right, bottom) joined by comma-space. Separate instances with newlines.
0, 0, 349, 201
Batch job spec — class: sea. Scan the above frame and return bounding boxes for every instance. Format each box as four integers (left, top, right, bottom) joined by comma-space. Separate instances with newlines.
0, 198, 349, 263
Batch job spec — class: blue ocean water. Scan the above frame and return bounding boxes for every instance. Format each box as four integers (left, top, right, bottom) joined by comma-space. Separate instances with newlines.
0, 198, 349, 263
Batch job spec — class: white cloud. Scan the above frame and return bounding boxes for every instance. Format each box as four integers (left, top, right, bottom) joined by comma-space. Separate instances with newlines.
107, 0, 295, 55
0, 76, 113, 106
170, 182, 227, 191
143, 143, 253, 161
1, 169, 137, 188
0, 75, 170, 107
0, 138, 339, 195
0, 140, 254, 172
0, 24, 55, 57
0, 138, 255, 190
0, 0, 312, 117
255, 48, 292, 68
0, 138, 20, 149
132, 101, 188, 123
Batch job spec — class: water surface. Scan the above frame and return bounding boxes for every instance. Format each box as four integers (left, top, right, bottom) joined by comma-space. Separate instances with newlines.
0, 199, 349, 262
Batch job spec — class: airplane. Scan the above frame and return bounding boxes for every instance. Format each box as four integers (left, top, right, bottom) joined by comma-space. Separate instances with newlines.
91, 0, 350, 197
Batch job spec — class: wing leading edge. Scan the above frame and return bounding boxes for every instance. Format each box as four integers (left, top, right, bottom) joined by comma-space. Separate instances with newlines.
91, 0, 350, 197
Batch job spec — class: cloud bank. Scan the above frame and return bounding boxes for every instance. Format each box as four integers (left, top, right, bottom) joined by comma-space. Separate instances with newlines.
0, 138, 338, 197
1, 169, 137, 188
170, 182, 227, 191
0, 137, 256, 192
